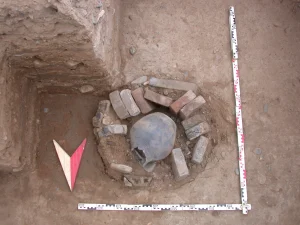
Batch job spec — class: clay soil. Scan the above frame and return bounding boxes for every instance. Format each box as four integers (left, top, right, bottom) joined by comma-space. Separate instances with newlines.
1, 0, 300, 224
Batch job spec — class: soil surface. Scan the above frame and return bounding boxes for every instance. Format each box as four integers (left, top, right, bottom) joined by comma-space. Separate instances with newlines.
0, 0, 300, 225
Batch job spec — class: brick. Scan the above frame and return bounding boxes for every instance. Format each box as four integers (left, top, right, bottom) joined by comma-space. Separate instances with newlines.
131, 76, 147, 84
181, 114, 206, 130
131, 88, 156, 114
109, 90, 130, 119
120, 89, 141, 116
185, 122, 210, 140
171, 148, 189, 181
192, 136, 209, 164
97, 125, 127, 137
149, 77, 198, 93
144, 88, 173, 107
169, 90, 196, 114
179, 95, 206, 120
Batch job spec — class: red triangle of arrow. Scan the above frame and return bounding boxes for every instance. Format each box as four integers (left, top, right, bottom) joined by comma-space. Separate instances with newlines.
53, 138, 87, 191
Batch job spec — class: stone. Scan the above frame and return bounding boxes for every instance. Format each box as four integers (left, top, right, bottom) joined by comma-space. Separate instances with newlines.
171, 148, 189, 181
179, 95, 206, 120
110, 163, 133, 174
169, 90, 196, 114
163, 90, 169, 95
129, 46, 136, 55
255, 148, 262, 155
131, 88, 155, 114
185, 122, 210, 140
131, 76, 147, 85
124, 175, 153, 187
144, 88, 173, 107
235, 168, 239, 175
263, 104, 268, 113
98, 125, 127, 137
181, 114, 206, 130
191, 136, 209, 164
79, 85, 94, 93
98, 100, 111, 114
120, 89, 141, 116
130, 112, 176, 172
92, 115, 103, 127
258, 173, 266, 185
109, 90, 130, 119
149, 77, 198, 93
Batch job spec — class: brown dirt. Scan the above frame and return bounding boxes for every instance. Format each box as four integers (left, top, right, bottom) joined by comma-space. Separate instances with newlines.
0, 0, 300, 225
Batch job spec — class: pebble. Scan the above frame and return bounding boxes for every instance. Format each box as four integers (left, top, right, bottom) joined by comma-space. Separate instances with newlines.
44, 108, 49, 113
255, 148, 262, 155
235, 168, 239, 175
263, 104, 268, 113
186, 141, 190, 145
163, 90, 169, 95
110, 163, 133, 174
129, 47, 136, 55
79, 85, 94, 93
258, 173, 266, 185
221, 151, 226, 158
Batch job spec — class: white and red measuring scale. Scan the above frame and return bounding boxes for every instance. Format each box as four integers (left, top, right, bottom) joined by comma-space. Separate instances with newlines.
76, 6, 251, 214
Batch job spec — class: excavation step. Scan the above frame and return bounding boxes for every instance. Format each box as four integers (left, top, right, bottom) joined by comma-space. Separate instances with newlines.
179, 95, 206, 120
144, 88, 173, 107
181, 114, 206, 130
109, 90, 130, 119
171, 148, 189, 181
169, 90, 196, 114
149, 77, 198, 93
120, 89, 141, 116
192, 136, 209, 164
110, 163, 133, 174
131, 88, 156, 114
185, 122, 210, 140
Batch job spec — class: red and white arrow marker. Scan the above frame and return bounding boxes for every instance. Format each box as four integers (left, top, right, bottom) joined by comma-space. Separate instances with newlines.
53, 139, 87, 191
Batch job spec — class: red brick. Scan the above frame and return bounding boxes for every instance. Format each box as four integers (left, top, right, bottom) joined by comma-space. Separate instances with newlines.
179, 95, 206, 120
131, 88, 155, 114
144, 89, 173, 107
169, 90, 196, 114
